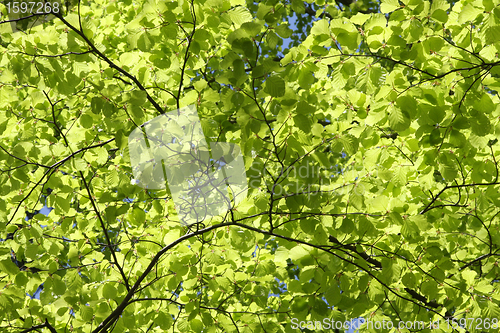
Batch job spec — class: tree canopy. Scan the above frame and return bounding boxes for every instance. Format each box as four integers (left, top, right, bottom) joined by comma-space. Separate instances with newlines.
2, 0, 500, 332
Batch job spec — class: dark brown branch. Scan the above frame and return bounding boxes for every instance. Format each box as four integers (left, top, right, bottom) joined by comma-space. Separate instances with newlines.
79, 169, 131, 291
52, 12, 166, 115
19, 318, 57, 333
421, 146, 500, 214
176, 0, 196, 110
404, 288, 439, 309
18, 50, 93, 58
329, 235, 382, 268
6, 138, 114, 226
304, 4, 333, 19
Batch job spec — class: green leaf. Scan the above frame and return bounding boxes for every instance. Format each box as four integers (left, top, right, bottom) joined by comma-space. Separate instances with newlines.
137, 33, 152, 51
381, 0, 401, 13
458, 4, 483, 24
291, 0, 305, 14
129, 208, 146, 226
53, 277, 66, 296
53, 194, 71, 214
350, 13, 370, 25
241, 22, 262, 36
471, 113, 491, 136
324, 285, 342, 305
339, 135, 358, 155
289, 245, 309, 261
154, 312, 173, 329
80, 114, 93, 129
130, 105, 144, 121
230, 228, 254, 251
80, 306, 94, 322
0, 259, 19, 275
91, 97, 105, 114
311, 20, 330, 36
453, 116, 470, 129
298, 68, 315, 89
102, 284, 117, 299
256, 3, 273, 20
276, 24, 293, 38
73, 158, 88, 172
462, 270, 477, 286
388, 105, 410, 131
266, 31, 280, 49
392, 166, 407, 186
431, 9, 448, 23
228, 6, 252, 27
295, 101, 315, 115
265, 75, 285, 97
126, 91, 147, 106
421, 280, 438, 299
294, 114, 312, 132
190, 318, 204, 333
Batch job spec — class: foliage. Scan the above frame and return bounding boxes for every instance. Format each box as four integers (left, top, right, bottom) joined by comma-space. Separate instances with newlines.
1, 0, 500, 332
